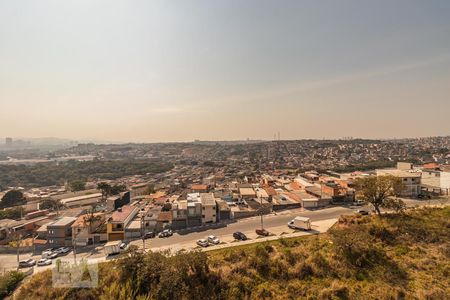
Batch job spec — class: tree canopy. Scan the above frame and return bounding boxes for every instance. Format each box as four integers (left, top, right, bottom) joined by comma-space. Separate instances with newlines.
354, 175, 405, 216
0, 190, 26, 209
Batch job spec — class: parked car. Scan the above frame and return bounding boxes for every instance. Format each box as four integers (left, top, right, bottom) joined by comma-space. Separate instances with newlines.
256, 228, 270, 236
55, 247, 71, 255
233, 231, 247, 241
19, 259, 36, 268
37, 258, 52, 266
42, 251, 58, 259
144, 231, 155, 239
119, 242, 129, 251
158, 229, 173, 238
353, 200, 365, 206
196, 239, 209, 247
357, 209, 369, 215
207, 235, 220, 245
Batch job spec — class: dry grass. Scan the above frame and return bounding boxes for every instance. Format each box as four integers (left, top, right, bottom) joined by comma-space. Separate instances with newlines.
13, 207, 450, 300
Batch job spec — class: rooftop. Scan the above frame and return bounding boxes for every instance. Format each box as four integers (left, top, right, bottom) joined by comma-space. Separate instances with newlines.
110, 205, 137, 223
49, 217, 77, 227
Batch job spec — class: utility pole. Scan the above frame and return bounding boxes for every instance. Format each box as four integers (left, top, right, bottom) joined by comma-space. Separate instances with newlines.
259, 195, 264, 230
73, 231, 79, 264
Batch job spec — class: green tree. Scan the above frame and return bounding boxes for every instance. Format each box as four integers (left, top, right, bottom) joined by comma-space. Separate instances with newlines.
110, 184, 126, 195
0, 207, 23, 220
39, 198, 63, 211
354, 175, 404, 216
70, 180, 86, 192
146, 184, 156, 195
97, 182, 112, 200
0, 190, 26, 209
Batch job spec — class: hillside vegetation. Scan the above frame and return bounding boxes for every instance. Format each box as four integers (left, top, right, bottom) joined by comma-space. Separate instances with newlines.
14, 207, 450, 300
0, 159, 173, 188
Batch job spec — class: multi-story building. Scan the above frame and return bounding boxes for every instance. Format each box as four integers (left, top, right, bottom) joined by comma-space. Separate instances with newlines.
376, 169, 421, 197
71, 213, 106, 246
107, 205, 139, 241
47, 217, 77, 247
200, 193, 217, 224
421, 167, 450, 195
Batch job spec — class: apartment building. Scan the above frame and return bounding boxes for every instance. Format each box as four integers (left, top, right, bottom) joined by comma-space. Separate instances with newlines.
421, 166, 450, 195
47, 217, 77, 247
200, 193, 217, 224
376, 169, 421, 197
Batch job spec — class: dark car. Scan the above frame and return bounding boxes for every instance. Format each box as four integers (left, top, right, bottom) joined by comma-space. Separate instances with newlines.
19, 259, 36, 268
255, 228, 270, 236
357, 209, 369, 215
233, 231, 247, 241
144, 232, 155, 239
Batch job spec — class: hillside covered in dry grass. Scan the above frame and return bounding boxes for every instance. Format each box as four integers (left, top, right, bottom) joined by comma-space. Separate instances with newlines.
13, 207, 450, 300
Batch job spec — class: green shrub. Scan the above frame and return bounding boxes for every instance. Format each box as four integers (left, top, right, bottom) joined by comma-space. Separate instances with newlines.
0, 271, 25, 299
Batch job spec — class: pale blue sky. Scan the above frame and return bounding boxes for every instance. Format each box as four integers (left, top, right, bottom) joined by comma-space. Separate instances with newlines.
1, 0, 450, 142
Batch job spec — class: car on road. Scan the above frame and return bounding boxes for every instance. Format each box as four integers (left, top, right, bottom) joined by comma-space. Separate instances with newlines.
353, 200, 365, 206
196, 239, 209, 247
55, 247, 71, 255
357, 209, 369, 215
37, 258, 52, 266
158, 229, 173, 238
233, 231, 247, 241
143, 231, 155, 239
207, 235, 220, 245
255, 228, 270, 236
19, 259, 36, 268
42, 251, 58, 259
119, 242, 129, 251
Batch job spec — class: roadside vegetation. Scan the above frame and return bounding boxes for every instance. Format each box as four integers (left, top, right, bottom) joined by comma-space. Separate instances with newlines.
0, 271, 25, 299
14, 207, 450, 299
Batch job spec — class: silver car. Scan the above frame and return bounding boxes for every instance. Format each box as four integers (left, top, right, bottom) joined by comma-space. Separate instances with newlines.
37, 258, 52, 266
196, 239, 209, 247
207, 235, 220, 245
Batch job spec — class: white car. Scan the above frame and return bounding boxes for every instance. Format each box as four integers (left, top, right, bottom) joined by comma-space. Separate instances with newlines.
42, 251, 58, 259
196, 239, 209, 247
55, 247, 71, 255
37, 258, 52, 266
207, 235, 220, 245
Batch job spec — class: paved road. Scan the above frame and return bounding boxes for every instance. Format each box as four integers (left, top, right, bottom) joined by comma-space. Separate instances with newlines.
130, 206, 355, 249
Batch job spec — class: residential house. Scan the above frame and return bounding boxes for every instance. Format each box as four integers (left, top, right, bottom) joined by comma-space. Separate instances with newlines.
71, 212, 106, 246
107, 205, 139, 241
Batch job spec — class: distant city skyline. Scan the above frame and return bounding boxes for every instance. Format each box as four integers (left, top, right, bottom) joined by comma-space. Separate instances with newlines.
1, 0, 450, 142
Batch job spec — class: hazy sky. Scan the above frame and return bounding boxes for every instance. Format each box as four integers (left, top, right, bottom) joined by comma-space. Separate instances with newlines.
1, 0, 450, 142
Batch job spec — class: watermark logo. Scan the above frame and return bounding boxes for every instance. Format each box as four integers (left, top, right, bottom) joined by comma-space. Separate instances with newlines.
52, 259, 98, 288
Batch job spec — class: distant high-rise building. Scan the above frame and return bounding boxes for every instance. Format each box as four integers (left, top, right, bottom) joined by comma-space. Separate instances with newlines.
5, 137, 12, 146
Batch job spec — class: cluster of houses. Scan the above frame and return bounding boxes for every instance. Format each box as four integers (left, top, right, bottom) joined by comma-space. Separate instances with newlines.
1, 161, 449, 249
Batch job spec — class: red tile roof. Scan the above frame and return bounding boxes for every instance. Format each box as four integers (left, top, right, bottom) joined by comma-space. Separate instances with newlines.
263, 186, 277, 196
191, 184, 208, 190
111, 205, 136, 223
